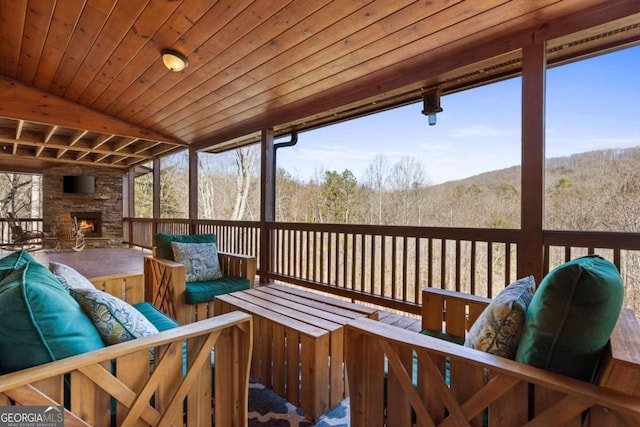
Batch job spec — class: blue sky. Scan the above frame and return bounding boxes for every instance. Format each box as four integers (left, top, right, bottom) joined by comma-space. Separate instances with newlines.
276, 44, 639, 185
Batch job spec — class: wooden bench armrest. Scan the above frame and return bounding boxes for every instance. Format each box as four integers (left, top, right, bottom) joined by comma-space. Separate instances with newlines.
597, 308, 640, 396
421, 287, 492, 339
144, 255, 186, 323
218, 251, 257, 284
0, 312, 253, 426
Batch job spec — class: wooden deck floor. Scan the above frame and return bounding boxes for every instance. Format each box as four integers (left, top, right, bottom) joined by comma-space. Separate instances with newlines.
0, 247, 149, 279
376, 310, 422, 333
1, 247, 423, 332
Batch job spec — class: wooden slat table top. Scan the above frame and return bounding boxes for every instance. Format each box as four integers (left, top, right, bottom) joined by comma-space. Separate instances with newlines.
265, 283, 379, 319
244, 287, 359, 323
248, 286, 365, 321
215, 293, 328, 338
230, 290, 343, 332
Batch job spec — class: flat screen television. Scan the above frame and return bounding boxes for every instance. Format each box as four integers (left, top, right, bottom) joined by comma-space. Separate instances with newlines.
63, 175, 96, 194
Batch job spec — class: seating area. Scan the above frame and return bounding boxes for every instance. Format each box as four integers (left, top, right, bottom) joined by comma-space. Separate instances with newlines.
0, 249, 252, 426
346, 256, 640, 426
1, 237, 640, 426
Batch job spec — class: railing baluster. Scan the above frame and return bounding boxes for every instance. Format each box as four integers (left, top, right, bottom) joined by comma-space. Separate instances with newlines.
120, 219, 640, 315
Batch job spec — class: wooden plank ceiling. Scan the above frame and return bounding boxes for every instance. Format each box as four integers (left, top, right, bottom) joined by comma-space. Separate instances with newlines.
0, 0, 638, 171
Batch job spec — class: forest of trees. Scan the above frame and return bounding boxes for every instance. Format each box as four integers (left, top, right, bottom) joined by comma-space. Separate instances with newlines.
136, 145, 640, 235
3, 146, 640, 311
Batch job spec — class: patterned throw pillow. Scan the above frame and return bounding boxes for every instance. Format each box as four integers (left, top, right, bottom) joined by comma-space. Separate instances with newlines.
70, 288, 159, 345
464, 275, 536, 359
171, 242, 224, 282
49, 261, 96, 290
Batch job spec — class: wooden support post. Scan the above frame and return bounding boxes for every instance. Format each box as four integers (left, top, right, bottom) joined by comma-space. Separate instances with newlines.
260, 128, 275, 283
519, 42, 546, 281
188, 147, 198, 234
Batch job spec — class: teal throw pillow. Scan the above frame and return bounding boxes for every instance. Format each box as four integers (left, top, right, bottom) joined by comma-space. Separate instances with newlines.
49, 261, 96, 290
465, 275, 535, 359
155, 233, 217, 261
70, 288, 159, 345
0, 249, 37, 280
171, 242, 224, 282
515, 255, 624, 382
0, 262, 104, 373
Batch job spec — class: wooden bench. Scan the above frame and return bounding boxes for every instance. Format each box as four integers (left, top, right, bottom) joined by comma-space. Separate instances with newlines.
0, 274, 253, 427
345, 287, 640, 426
214, 283, 377, 421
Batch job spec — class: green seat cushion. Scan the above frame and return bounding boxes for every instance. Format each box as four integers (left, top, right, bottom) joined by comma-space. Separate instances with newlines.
515, 255, 624, 382
185, 276, 251, 304
0, 262, 104, 373
133, 302, 181, 331
464, 276, 536, 359
155, 233, 217, 261
0, 249, 37, 280
420, 329, 465, 346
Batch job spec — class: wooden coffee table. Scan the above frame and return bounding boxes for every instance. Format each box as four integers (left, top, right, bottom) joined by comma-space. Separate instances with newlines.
213, 283, 378, 420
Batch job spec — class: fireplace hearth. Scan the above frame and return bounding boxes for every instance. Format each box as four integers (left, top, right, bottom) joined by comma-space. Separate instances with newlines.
70, 211, 102, 237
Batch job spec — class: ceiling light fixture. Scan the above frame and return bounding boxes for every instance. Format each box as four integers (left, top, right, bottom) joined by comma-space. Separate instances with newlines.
161, 49, 188, 72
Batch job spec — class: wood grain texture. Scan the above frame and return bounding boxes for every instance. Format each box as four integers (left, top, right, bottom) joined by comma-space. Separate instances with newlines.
0, 1, 638, 171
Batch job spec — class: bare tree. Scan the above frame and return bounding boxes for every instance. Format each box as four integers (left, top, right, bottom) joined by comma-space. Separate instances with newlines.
231, 146, 258, 220
364, 153, 391, 224
0, 173, 34, 217
389, 156, 428, 225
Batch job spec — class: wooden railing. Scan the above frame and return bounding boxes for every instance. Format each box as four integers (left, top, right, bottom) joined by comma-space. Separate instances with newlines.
268, 223, 521, 315
0, 217, 44, 245
123, 218, 640, 315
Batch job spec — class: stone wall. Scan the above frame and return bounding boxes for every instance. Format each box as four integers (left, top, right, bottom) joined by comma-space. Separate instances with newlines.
42, 165, 124, 248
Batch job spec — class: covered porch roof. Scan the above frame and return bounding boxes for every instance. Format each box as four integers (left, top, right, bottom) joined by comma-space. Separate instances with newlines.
0, 0, 638, 172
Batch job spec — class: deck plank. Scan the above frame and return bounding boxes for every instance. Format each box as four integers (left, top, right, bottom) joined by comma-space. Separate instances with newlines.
0, 247, 148, 279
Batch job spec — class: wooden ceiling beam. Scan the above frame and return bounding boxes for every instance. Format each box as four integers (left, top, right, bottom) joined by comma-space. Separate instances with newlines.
0, 151, 127, 169
0, 130, 151, 160
69, 129, 88, 145
44, 125, 58, 143
15, 119, 24, 139
0, 75, 186, 146
92, 133, 115, 149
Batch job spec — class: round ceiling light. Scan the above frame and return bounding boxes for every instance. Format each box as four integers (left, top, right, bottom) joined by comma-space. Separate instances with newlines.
161, 49, 188, 72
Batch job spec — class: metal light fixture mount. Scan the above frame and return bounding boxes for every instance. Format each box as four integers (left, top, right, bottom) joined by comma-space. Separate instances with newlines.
161, 49, 188, 72
421, 88, 443, 126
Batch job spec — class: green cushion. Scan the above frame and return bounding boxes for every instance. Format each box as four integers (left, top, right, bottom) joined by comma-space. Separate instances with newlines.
185, 276, 251, 304
133, 302, 181, 331
515, 255, 624, 382
0, 262, 104, 373
464, 276, 536, 359
420, 329, 465, 346
0, 249, 37, 280
155, 233, 217, 261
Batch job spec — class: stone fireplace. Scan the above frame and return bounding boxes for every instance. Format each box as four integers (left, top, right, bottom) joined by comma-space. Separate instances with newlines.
42, 165, 123, 248
70, 211, 102, 238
